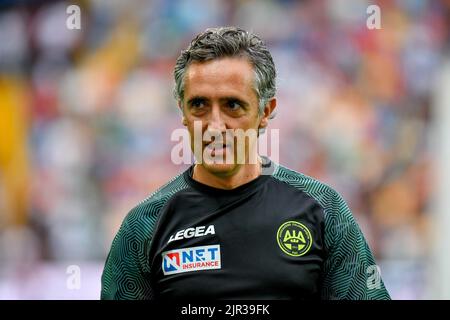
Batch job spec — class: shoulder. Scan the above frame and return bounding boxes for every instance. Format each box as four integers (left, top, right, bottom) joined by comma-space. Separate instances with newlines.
121, 170, 190, 239
272, 163, 350, 220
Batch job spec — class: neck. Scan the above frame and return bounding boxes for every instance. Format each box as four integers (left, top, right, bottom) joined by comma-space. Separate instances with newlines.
192, 157, 262, 190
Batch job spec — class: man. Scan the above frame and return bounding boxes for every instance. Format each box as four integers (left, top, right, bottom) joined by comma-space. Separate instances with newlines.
101, 26, 391, 300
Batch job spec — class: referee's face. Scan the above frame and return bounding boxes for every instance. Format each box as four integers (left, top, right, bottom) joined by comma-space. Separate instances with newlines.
181, 56, 274, 177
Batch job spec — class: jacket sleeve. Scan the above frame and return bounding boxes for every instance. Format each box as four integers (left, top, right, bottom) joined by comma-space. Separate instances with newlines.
101, 215, 154, 300
320, 191, 391, 300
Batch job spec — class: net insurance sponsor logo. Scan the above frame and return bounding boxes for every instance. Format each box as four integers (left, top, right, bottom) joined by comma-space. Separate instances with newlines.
162, 245, 221, 275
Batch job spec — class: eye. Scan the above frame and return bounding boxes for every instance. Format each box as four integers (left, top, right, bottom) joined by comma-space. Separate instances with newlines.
191, 99, 205, 109
227, 100, 242, 111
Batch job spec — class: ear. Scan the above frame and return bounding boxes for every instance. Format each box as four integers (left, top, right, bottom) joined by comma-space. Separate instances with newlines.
259, 98, 277, 129
182, 116, 187, 126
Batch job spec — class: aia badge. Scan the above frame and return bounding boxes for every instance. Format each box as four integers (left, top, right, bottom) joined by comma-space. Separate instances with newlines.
276, 221, 312, 257
162, 245, 221, 275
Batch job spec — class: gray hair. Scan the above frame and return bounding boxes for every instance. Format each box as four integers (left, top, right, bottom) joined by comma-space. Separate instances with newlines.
173, 26, 277, 117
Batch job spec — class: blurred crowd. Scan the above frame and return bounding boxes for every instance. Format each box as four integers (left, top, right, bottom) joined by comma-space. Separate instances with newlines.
0, 0, 449, 299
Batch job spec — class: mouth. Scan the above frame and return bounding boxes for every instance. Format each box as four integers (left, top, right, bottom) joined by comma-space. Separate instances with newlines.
204, 142, 231, 156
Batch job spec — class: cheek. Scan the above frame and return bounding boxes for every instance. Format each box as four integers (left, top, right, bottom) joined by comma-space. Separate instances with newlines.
186, 123, 205, 147
230, 113, 260, 128
186, 119, 206, 132
240, 116, 261, 131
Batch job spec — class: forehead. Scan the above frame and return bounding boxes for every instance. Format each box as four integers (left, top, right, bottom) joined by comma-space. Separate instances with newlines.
184, 57, 257, 100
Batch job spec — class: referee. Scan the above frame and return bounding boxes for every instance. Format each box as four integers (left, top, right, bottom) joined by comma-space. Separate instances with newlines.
101, 26, 391, 300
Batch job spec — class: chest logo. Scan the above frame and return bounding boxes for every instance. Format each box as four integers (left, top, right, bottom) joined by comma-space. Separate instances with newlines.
276, 221, 312, 257
162, 244, 221, 275
168, 225, 215, 244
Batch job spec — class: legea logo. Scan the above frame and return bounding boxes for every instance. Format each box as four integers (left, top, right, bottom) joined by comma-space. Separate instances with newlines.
168, 225, 215, 244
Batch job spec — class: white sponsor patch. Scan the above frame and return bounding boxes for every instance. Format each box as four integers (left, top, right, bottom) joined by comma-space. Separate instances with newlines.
162, 245, 221, 276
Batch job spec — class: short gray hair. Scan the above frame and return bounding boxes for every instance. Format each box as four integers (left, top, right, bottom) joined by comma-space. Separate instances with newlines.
173, 26, 277, 116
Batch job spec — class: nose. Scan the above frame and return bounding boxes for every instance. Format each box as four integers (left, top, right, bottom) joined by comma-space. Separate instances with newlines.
207, 105, 226, 133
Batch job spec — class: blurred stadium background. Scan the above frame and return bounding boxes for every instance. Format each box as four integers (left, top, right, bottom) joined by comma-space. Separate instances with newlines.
1, 0, 450, 299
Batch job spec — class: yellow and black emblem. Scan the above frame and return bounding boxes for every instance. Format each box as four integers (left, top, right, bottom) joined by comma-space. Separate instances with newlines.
276, 221, 312, 257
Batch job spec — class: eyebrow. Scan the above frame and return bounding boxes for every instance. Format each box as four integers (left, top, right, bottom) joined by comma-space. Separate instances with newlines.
219, 97, 249, 107
186, 96, 208, 105
186, 96, 249, 107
